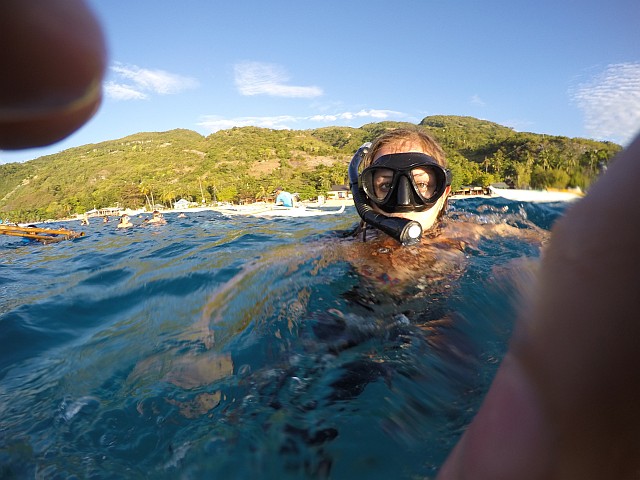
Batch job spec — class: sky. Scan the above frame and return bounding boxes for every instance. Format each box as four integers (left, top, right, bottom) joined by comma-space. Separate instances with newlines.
2, 0, 640, 164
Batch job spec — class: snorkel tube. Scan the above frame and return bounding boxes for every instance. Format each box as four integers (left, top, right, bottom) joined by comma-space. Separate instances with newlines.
348, 143, 422, 245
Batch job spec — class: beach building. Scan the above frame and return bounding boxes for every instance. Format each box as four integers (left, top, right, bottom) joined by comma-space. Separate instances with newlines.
327, 185, 352, 201
174, 198, 191, 209
452, 185, 488, 196
85, 207, 122, 217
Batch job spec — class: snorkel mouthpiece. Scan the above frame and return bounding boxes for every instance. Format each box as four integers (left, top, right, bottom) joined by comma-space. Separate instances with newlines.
376, 216, 422, 245
349, 142, 423, 245
404, 221, 422, 242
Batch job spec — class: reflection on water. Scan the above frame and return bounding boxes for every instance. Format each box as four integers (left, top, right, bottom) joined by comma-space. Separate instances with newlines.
0, 200, 568, 479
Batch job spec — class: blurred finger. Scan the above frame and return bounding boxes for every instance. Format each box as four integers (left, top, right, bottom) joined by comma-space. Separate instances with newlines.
0, 0, 106, 149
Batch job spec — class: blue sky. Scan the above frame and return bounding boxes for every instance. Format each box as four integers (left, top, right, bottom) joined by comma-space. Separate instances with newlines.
2, 0, 639, 164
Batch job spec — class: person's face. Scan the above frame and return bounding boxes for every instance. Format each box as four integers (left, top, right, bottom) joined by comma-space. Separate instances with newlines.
370, 141, 449, 231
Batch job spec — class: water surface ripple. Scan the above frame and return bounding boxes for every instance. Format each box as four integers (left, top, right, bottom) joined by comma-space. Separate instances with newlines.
0, 200, 568, 479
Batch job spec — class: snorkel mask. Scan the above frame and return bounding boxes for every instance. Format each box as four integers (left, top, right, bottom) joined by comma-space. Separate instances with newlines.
361, 152, 451, 213
348, 143, 451, 245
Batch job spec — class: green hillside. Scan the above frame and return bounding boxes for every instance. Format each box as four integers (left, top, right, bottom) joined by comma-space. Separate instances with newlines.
0, 116, 621, 222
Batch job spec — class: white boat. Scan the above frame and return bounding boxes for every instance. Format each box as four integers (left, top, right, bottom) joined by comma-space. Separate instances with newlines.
219, 205, 346, 217
489, 186, 583, 203
250, 205, 346, 217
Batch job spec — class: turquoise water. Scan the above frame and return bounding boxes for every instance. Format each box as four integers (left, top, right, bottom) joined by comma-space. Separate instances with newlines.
0, 199, 567, 479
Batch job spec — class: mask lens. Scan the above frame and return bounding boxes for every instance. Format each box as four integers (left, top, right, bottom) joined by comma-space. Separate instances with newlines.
410, 166, 440, 202
370, 167, 394, 201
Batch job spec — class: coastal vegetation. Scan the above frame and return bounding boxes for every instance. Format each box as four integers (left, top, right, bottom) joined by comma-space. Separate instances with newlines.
0, 115, 621, 222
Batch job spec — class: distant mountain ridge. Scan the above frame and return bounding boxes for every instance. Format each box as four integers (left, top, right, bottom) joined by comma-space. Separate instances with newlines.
0, 116, 621, 222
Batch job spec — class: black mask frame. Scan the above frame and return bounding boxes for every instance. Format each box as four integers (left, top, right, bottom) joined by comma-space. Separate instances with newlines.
360, 152, 451, 213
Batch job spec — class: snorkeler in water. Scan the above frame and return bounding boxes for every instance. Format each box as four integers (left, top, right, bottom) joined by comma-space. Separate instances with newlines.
349, 128, 451, 245
116, 214, 133, 229
145, 210, 167, 225
341, 128, 539, 299
4, 3, 640, 477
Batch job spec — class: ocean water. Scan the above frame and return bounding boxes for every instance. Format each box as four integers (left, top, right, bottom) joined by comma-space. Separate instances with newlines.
0, 199, 569, 479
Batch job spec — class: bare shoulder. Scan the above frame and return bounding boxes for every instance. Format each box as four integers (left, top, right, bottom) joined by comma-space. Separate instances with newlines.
443, 216, 548, 246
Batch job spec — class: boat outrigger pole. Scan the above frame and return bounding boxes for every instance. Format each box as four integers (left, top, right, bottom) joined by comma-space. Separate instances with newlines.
0, 225, 85, 244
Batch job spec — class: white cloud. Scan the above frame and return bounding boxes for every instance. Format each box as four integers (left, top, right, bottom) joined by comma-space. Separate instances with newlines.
471, 94, 486, 107
104, 81, 148, 100
234, 62, 323, 98
197, 109, 408, 133
105, 62, 199, 100
308, 109, 404, 122
198, 115, 299, 131
571, 62, 640, 145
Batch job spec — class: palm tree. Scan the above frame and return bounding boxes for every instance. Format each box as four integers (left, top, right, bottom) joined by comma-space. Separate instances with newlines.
255, 185, 268, 202
482, 156, 491, 173
161, 190, 177, 209
139, 183, 153, 210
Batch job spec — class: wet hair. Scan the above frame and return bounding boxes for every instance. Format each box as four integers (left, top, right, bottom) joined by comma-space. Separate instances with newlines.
362, 127, 446, 169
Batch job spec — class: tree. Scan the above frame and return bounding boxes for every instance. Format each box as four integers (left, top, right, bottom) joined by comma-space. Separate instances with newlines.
488, 148, 507, 177
217, 185, 238, 203
206, 185, 218, 203
161, 189, 177, 208
530, 167, 570, 189
0, 119, 622, 221
512, 163, 531, 189
139, 183, 153, 210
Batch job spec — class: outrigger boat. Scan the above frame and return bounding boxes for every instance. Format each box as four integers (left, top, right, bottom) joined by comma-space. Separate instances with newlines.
250, 204, 345, 217
0, 225, 84, 244
219, 204, 346, 218
488, 186, 583, 203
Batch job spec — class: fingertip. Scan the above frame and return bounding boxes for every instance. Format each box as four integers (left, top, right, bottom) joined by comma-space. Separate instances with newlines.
0, 89, 102, 150
0, 0, 107, 149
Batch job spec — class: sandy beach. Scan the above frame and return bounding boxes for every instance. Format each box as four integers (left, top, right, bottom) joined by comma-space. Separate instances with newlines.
38, 195, 497, 227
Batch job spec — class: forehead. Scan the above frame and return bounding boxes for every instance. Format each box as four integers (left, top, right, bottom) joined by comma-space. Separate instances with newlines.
373, 141, 427, 161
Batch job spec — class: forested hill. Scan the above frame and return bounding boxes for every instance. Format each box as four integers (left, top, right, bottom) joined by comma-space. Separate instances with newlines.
0, 115, 621, 222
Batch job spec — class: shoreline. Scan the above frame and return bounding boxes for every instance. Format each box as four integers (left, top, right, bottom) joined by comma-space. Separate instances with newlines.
35, 195, 496, 226
32, 195, 499, 227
